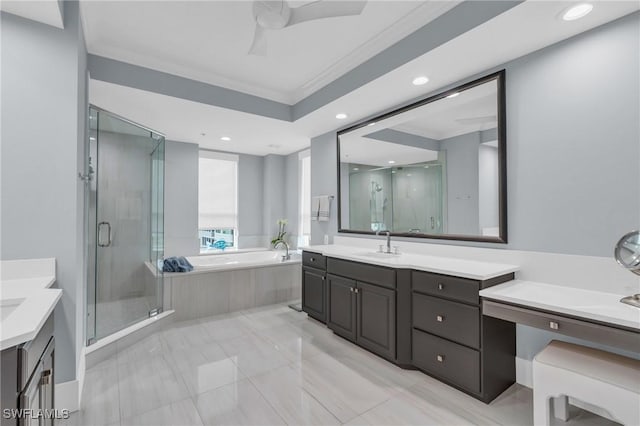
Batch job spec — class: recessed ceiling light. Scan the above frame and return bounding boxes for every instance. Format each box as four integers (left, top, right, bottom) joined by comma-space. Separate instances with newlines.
388, 160, 395, 164
89, 137, 96, 141
562, 3, 593, 21
446, 92, 460, 99
220, 136, 231, 141
336, 113, 348, 120
424, 165, 430, 169
412, 76, 429, 86
391, 171, 397, 174
353, 167, 359, 171
367, 122, 376, 127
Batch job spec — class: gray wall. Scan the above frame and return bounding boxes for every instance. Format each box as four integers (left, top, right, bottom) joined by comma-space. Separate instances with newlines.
440, 132, 480, 235
262, 155, 287, 244
310, 132, 339, 245
284, 152, 301, 246
165, 147, 303, 251
311, 12, 640, 257
165, 140, 199, 257
478, 145, 499, 232
236, 153, 265, 248
1, 2, 87, 383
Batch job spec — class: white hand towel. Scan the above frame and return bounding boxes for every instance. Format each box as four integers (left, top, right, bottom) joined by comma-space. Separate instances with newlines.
312, 195, 331, 222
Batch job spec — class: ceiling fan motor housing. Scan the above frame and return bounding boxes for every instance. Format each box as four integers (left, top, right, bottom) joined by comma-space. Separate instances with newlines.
253, 1, 291, 29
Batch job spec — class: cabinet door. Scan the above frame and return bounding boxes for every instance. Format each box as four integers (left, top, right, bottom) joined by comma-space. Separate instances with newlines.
356, 281, 396, 360
327, 274, 357, 341
302, 268, 326, 323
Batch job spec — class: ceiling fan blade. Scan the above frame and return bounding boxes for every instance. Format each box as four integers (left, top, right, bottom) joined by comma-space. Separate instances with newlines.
288, 0, 366, 26
248, 23, 267, 56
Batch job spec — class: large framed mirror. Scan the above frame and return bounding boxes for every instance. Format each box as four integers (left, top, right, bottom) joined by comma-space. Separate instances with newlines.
337, 70, 507, 243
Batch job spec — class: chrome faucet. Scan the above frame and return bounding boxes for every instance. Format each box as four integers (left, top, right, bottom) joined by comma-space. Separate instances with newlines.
274, 240, 290, 261
376, 230, 391, 253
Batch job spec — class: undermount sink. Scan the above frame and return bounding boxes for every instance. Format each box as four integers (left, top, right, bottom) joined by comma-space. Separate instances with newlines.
354, 251, 401, 259
0, 298, 25, 322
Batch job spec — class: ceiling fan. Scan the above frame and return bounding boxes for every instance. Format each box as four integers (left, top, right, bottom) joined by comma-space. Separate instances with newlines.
249, 0, 367, 55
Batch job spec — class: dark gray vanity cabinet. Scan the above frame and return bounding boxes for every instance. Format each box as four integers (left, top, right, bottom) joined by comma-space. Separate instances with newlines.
1, 314, 55, 426
411, 270, 515, 403
326, 258, 397, 361
356, 281, 396, 361
300, 250, 516, 403
326, 274, 357, 340
302, 252, 328, 323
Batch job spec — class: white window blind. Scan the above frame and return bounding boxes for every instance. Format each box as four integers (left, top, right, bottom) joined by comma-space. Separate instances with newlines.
198, 151, 238, 229
299, 150, 311, 237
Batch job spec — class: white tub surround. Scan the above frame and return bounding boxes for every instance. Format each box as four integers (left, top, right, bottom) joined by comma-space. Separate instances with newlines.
162, 250, 301, 321
480, 281, 640, 331
0, 258, 60, 350
304, 244, 519, 280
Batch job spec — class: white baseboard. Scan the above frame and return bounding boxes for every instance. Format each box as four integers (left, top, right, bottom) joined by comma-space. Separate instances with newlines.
516, 356, 533, 388
55, 346, 86, 412
55, 379, 80, 412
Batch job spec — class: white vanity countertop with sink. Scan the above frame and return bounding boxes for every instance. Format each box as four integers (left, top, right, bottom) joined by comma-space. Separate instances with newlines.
303, 244, 519, 280
480, 280, 640, 330
0, 258, 60, 350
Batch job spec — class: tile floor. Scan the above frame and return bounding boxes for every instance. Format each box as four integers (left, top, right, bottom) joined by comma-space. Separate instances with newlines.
65, 302, 618, 426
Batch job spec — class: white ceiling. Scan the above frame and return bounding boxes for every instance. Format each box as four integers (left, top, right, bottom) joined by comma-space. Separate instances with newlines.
86, 0, 639, 156
0, 0, 64, 28
81, 0, 458, 104
90, 79, 310, 156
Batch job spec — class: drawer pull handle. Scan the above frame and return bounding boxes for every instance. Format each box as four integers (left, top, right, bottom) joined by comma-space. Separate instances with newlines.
549, 321, 559, 330
310, 257, 315, 262
321, 277, 325, 281
436, 355, 444, 363
438, 283, 444, 291
354, 288, 359, 294
436, 315, 444, 322
350, 287, 354, 292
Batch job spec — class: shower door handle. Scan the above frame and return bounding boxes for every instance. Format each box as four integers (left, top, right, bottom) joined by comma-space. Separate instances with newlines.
98, 221, 112, 247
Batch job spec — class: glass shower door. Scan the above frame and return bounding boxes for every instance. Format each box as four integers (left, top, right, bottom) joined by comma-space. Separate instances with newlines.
87, 106, 164, 343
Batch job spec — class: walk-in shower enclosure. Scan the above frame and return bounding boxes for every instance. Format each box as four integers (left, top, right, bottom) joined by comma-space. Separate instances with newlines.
86, 106, 165, 344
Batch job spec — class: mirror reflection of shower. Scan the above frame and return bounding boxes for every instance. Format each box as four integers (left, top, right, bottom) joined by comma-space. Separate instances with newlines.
370, 180, 387, 231
347, 161, 445, 234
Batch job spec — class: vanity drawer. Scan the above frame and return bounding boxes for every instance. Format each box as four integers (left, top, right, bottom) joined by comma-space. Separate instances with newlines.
303, 251, 326, 270
412, 271, 479, 305
413, 293, 480, 349
412, 328, 480, 394
327, 257, 396, 289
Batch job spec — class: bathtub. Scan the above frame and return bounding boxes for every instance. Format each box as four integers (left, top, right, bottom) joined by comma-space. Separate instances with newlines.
163, 249, 302, 320
187, 250, 300, 272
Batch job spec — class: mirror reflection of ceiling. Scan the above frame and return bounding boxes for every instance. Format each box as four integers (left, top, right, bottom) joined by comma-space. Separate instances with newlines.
340, 78, 496, 166
392, 80, 497, 140
340, 138, 438, 167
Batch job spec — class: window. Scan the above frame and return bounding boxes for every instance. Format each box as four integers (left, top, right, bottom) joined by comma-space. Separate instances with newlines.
298, 150, 311, 247
198, 151, 238, 251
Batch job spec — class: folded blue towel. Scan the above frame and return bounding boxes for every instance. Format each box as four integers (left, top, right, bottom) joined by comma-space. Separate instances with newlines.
162, 256, 193, 273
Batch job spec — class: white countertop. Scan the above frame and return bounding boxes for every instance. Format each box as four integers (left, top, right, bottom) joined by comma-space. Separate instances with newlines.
303, 244, 519, 280
0, 258, 60, 350
479, 280, 640, 331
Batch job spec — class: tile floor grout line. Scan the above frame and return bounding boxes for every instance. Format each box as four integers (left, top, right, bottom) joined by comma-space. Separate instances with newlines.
246, 371, 292, 426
